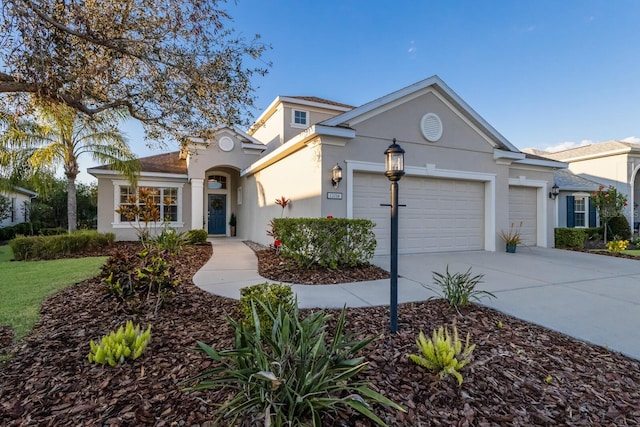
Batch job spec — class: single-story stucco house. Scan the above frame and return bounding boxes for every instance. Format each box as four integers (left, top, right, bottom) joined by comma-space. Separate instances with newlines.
0, 186, 37, 228
536, 141, 640, 234
89, 75, 566, 255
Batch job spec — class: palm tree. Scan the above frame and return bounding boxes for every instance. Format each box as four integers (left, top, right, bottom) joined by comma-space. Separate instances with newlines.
1, 101, 139, 232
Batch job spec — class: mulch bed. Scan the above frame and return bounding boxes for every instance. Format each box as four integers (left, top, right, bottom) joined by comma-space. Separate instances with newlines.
252, 243, 389, 285
565, 239, 640, 260
1, 242, 640, 425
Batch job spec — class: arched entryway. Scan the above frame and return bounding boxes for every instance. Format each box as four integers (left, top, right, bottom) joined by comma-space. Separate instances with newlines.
203, 167, 241, 236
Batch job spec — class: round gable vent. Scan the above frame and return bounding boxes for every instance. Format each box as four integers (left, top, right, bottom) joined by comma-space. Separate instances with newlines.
218, 136, 234, 152
420, 113, 443, 142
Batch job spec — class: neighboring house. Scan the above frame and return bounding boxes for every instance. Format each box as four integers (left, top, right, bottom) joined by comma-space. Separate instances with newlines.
89, 75, 565, 254
551, 169, 600, 229
542, 141, 640, 234
0, 186, 37, 228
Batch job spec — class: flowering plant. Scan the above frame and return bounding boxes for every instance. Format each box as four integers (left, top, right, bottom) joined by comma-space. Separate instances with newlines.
591, 185, 628, 243
275, 196, 290, 217
606, 239, 629, 254
499, 222, 523, 245
591, 185, 627, 218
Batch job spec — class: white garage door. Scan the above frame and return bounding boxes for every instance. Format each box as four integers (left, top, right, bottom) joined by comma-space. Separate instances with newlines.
508, 186, 537, 246
353, 173, 485, 255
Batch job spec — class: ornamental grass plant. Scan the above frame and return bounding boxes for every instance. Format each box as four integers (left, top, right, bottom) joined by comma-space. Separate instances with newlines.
186, 300, 405, 426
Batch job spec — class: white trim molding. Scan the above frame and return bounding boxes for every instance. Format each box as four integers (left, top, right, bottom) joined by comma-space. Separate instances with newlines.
111, 179, 185, 228
346, 160, 497, 251
191, 178, 204, 230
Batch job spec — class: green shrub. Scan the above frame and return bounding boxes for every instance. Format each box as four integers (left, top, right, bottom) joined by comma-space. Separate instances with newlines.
429, 266, 494, 309
40, 227, 67, 236
153, 226, 186, 254
584, 227, 603, 241
607, 215, 632, 240
272, 217, 377, 269
9, 231, 114, 260
186, 229, 208, 244
13, 222, 33, 236
239, 282, 295, 331
187, 303, 405, 426
554, 228, 587, 248
0, 226, 17, 241
102, 249, 178, 314
87, 320, 151, 366
408, 326, 475, 386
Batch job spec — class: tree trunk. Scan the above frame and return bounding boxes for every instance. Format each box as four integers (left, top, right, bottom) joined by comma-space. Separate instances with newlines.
67, 175, 77, 233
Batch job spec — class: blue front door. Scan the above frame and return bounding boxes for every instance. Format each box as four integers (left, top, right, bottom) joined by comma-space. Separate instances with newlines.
208, 194, 226, 234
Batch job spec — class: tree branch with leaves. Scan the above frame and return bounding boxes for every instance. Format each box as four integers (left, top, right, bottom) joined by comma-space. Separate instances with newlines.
0, 0, 270, 144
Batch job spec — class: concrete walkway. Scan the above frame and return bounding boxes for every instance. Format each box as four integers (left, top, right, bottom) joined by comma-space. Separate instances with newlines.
193, 238, 640, 360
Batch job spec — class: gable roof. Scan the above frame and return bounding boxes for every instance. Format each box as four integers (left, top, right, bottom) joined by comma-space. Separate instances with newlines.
249, 95, 355, 135
542, 140, 640, 162
321, 75, 520, 152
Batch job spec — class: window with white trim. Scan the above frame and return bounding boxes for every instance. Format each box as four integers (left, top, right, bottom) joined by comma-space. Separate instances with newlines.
574, 196, 586, 227
566, 194, 595, 228
118, 186, 179, 223
292, 109, 308, 127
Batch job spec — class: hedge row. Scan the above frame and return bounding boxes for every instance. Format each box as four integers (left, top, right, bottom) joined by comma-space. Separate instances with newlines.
272, 218, 377, 269
0, 222, 67, 241
554, 228, 587, 248
9, 231, 115, 261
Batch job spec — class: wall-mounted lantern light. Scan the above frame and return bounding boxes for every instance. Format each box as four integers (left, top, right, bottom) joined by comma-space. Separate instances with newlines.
331, 163, 343, 189
549, 183, 560, 200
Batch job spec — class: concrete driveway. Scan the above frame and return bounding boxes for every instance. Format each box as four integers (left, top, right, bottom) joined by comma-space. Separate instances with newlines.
193, 240, 640, 360
372, 247, 640, 360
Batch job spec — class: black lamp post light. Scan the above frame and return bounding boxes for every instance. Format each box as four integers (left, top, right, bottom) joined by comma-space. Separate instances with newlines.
383, 138, 405, 333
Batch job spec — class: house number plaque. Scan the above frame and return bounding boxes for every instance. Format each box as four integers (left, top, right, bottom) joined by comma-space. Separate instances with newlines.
326, 192, 343, 200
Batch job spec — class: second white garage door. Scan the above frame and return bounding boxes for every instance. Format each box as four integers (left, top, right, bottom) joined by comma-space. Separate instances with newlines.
353, 173, 485, 255
508, 186, 537, 246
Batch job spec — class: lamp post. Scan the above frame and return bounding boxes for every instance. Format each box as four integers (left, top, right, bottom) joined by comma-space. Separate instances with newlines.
384, 138, 405, 333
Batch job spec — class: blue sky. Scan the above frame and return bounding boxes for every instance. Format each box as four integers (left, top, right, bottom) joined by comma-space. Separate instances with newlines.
79, 0, 640, 182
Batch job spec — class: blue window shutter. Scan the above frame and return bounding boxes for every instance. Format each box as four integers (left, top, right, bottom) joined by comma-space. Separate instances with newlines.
588, 199, 597, 227
567, 196, 575, 228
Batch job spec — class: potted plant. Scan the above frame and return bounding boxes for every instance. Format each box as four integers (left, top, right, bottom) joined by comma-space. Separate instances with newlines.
229, 213, 237, 237
499, 222, 523, 253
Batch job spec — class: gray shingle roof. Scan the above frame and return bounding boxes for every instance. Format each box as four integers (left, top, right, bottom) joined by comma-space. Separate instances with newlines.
287, 96, 355, 109
544, 140, 640, 161
554, 169, 600, 191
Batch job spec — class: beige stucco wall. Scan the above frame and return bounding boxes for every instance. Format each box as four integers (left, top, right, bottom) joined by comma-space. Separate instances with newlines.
316, 89, 555, 249
566, 153, 635, 227
251, 105, 285, 147
252, 102, 345, 155
240, 143, 322, 245
187, 130, 262, 178
95, 174, 190, 241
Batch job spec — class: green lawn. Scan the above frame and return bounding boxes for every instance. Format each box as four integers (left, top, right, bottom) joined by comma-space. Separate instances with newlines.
589, 249, 640, 257
0, 245, 107, 340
